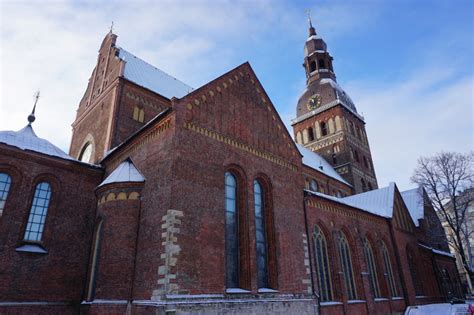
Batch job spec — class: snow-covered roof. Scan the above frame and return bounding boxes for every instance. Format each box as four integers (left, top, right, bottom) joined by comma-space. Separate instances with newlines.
319, 78, 358, 114
401, 187, 424, 227
418, 243, 454, 258
117, 48, 194, 99
341, 182, 396, 218
98, 159, 145, 187
306, 35, 322, 42
296, 143, 351, 186
0, 124, 73, 161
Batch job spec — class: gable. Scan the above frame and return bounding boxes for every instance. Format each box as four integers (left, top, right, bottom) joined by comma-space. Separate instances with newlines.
392, 188, 415, 233
173, 62, 301, 167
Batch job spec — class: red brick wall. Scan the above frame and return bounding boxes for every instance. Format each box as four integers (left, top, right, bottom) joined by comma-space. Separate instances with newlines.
0, 145, 103, 302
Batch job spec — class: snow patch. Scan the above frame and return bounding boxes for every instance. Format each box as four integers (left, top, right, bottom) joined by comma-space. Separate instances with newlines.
98, 159, 145, 188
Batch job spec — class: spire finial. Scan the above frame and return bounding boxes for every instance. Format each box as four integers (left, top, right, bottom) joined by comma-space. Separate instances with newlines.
305, 9, 316, 37
109, 21, 114, 33
28, 91, 40, 125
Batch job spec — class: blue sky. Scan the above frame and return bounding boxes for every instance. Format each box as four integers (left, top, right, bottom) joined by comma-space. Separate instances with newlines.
1, 0, 472, 190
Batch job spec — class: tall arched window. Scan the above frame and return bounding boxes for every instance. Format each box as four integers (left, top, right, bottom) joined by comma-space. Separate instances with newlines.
24, 182, 52, 241
338, 232, 357, 300
381, 242, 398, 297
314, 225, 333, 301
364, 239, 381, 298
254, 180, 269, 288
0, 173, 12, 216
225, 172, 239, 288
79, 142, 93, 163
318, 59, 326, 69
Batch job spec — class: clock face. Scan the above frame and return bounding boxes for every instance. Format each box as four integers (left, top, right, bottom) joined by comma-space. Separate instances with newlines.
307, 94, 322, 110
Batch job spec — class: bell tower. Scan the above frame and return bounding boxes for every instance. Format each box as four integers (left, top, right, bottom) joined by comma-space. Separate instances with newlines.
292, 17, 378, 194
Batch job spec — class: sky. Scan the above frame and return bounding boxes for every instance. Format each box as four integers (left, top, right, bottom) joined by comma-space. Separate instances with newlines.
0, 0, 473, 191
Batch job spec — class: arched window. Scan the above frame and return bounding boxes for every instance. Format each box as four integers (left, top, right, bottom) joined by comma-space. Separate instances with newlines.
133, 107, 145, 123
225, 172, 239, 288
337, 232, 357, 300
79, 142, 93, 163
254, 180, 269, 288
361, 178, 367, 192
313, 225, 333, 301
364, 239, 381, 298
24, 182, 52, 241
309, 61, 316, 73
87, 219, 104, 301
310, 180, 318, 192
368, 182, 373, 191
354, 150, 360, 162
0, 173, 12, 216
363, 156, 369, 168
381, 242, 398, 297
318, 59, 326, 69
308, 127, 314, 141
407, 248, 423, 296
320, 121, 328, 136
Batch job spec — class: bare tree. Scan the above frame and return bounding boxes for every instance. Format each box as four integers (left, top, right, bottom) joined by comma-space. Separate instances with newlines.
411, 151, 474, 278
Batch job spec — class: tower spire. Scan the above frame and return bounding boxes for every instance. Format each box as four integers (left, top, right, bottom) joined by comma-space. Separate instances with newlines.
28, 91, 40, 125
305, 9, 316, 37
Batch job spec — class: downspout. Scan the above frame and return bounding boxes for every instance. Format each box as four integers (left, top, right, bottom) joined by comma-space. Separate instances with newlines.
303, 192, 319, 315
388, 219, 410, 307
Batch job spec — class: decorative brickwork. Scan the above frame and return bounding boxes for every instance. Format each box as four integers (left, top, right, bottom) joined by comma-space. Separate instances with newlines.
152, 209, 184, 299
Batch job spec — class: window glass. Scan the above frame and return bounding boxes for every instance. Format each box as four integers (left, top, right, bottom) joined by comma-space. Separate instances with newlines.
254, 180, 269, 288
382, 243, 399, 297
314, 225, 333, 301
225, 172, 238, 288
0, 173, 12, 215
338, 232, 357, 300
79, 143, 93, 163
24, 182, 52, 241
364, 239, 381, 298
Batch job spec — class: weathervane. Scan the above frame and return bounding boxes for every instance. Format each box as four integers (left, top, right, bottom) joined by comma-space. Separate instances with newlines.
28, 91, 40, 125
305, 8, 313, 28
110, 21, 114, 33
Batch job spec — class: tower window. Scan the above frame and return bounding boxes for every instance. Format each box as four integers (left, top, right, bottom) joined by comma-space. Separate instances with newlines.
0, 173, 12, 216
361, 178, 367, 192
133, 107, 145, 123
320, 121, 328, 136
368, 182, 373, 191
363, 156, 369, 169
309, 61, 316, 73
354, 150, 360, 162
308, 127, 314, 141
79, 142, 93, 163
310, 180, 318, 192
318, 59, 326, 69
24, 182, 52, 242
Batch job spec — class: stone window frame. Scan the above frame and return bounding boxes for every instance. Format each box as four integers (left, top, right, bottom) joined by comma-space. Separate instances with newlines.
23, 181, 52, 242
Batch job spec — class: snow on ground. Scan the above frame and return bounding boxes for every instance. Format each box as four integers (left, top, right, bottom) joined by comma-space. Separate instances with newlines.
405, 303, 471, 315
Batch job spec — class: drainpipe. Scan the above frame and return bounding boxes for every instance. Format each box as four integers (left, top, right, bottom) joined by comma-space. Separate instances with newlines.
303, 192, 319, 315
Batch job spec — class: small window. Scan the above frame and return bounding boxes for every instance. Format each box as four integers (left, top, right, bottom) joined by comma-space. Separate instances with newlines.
354, 150, 360, 163
0, 173, 12, 216
308, 127, 314, 141
318, 59, 326, 69
133, 107, 145, 123
332, 153, 337, 164
320, 121, 328, 136
310, 180, 318, 192
24, 182, 52, 242
368, 182, 373, 191
363, 156, 369, 168
309, 61, 316, 72
361, 178, 367, 192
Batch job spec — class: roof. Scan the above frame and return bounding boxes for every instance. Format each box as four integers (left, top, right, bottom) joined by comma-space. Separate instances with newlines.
319, 78, 358, 114
401, 187, 424, 227
341, 182, 396, 218
98, 159, 145, 188
0, 124, 74, 161
117, 48, 194, 99
296, 143, 350, 186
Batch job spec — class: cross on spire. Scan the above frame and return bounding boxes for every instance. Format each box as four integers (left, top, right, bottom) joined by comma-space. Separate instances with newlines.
305, 8, 317, 37
28, 91, 40, 125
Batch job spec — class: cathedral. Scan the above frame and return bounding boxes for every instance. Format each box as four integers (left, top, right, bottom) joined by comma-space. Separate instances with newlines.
0, 20, 463, 315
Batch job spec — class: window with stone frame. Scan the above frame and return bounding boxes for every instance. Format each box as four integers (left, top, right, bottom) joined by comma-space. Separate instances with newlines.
313, 225, 333, 301
0, 173, 12, 216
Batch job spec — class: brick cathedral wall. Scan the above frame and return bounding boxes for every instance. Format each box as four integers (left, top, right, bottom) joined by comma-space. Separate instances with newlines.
0, 146, 103, 302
